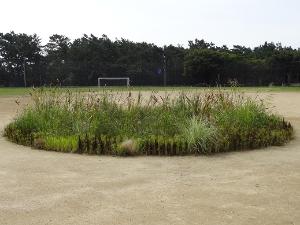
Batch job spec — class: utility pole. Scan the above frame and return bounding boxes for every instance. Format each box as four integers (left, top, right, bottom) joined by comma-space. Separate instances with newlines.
163, 48, 167, 86
23, 59, 27, 88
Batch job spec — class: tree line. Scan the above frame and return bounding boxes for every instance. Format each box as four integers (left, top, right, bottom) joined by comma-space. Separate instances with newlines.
1, 31, 300, 87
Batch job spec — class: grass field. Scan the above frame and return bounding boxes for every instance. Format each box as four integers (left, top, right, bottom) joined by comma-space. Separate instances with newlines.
1, 86, 300, 96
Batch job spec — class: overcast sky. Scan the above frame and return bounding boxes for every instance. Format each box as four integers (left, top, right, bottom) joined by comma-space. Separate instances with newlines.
0, 0, 299, 48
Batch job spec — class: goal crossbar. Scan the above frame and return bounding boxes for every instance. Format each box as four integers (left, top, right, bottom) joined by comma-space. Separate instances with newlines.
98, 77, 130, 87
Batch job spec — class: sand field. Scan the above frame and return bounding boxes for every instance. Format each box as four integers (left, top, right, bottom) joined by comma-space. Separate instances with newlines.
0, 91, 299, 225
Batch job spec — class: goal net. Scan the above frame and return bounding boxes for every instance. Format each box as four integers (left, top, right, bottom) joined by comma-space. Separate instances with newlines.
98, 77, 130, 87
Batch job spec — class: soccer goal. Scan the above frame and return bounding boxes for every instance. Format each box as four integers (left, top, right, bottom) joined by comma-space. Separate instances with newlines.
97, 77, 130, 87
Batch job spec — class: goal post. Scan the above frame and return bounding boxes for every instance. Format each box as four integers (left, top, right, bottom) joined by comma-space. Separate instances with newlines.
98, 77, 130, 87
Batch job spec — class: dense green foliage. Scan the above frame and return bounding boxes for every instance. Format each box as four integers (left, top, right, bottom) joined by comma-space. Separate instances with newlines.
4, 88, 293, 156
1, 32, 300, 87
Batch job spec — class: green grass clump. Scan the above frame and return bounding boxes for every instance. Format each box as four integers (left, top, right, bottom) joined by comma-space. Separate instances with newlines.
183, 117, 219, 154
3, 87, 294, 156
43, 136, 78, 153
214, 102, 293, 150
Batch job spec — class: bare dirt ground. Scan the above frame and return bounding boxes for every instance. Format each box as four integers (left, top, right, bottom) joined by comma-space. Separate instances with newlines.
0, 92, 299, 225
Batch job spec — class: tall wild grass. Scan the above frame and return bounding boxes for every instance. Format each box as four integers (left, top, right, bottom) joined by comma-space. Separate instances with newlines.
4, 87, 293, 156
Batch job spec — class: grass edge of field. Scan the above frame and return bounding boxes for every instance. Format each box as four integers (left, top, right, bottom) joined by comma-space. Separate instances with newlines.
1, 86, 300, 97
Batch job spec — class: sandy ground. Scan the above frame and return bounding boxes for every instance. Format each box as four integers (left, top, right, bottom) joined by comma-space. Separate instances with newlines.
0, 92, 299, 225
